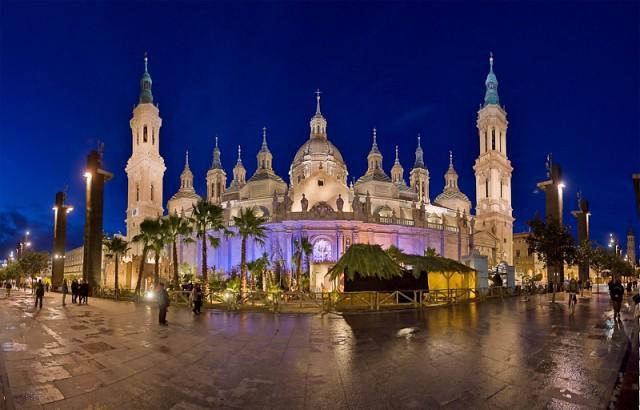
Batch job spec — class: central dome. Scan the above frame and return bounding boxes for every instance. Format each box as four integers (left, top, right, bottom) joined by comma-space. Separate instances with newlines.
292, 136, 345, 167
288, 92, 349, 185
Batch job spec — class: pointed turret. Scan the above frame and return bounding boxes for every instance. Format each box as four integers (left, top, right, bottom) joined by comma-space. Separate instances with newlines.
167, 150, 200, 215
257, 126, 273, 170
180, 150, 193, 189
139, 53, 153, 104
309, 89, 328, 139
410, 134, 430, 203
210, 136, 223, 170
391, 145, 405, 185
206, 137, 226, 204
231, 145, 246, 187
483, 52, 499, 107
366, 128, 383, 172
413, 134, 426, 169
435, 150, 471, 214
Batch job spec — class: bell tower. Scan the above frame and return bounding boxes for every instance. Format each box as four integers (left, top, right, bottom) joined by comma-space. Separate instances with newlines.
125, 54, 166, 253
473, 53, 514, 264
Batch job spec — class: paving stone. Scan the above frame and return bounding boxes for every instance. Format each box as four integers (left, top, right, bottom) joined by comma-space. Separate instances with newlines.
0, 291, 636, 409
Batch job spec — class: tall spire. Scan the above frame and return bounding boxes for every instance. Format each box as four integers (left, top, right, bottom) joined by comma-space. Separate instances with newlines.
236, 145, 243, 165
369, 127, 380, 154
394, 145, 400, 165
315, 89, 322, 114
139, 52, 154, 104
391, 145, 405, 185
260, 126, 270, 152
448, 150, 453, 168
483, 52, 499, 107
413, 133, 426, 169
185, 150, 190, 169
210, 136, 223, 169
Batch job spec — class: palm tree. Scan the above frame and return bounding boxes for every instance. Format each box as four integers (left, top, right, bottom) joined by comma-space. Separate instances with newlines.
233, 207, 267, 295
191, 200, 227, 288
293, 237, 312, 291
148, 218, 169, 286
103, 235, 130, 300
162, 213, 193, 289
133, 218, 161, 296
248, 252, 270, 291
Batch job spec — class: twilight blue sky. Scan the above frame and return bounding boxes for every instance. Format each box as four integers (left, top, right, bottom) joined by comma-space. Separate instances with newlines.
0, 1, 638, 257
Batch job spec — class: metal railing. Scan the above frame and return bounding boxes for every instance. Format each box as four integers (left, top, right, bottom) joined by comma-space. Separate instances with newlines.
92, 286, 518, 312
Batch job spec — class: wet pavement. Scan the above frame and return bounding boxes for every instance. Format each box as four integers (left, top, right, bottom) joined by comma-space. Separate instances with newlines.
0, 289, 636, 409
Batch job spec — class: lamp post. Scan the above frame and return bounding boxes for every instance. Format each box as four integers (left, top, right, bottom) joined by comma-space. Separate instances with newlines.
16, 231, 31, 259
52, 191, 73, 290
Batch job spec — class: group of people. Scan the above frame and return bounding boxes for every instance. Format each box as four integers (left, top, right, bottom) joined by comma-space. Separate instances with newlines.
154, 282, 204, 326
65, 278, 89, 305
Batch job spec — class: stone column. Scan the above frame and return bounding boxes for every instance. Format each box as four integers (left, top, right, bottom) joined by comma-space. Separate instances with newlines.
82, 150, 113, 291
571, 197, 590, 282
537, 162, 565, 285
52, 191, 72, 289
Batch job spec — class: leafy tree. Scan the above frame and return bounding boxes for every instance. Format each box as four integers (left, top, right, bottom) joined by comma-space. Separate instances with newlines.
0, 261, 21, 282
162, 214, 193, 289
191, 200, 227, 288
103, 235, 130, 299
133, 218, 161, 295
424, 247, 439, 257
293, 237, 312, 291
18, 251, 49, 280
233, 207, 267, 294
526, 215, 575, 300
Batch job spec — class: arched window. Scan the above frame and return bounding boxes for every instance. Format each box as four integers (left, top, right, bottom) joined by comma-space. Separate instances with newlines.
485, 178, 489, 197
152, 129, 155, 145
491, 129, 496, 150
484, 131, 488, 153
143, 126, 148, 143
136, 183, 140, 202
136, 132, 139, 145
150, 184, 154, 201
500, 180, 503, 198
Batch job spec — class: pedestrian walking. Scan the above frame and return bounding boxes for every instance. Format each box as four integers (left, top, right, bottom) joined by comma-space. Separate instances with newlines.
157, 283, 170, 326
627, 281, 633, 295
62, 279, 68, 306
80, 280, 89, 304
191, 283, 203, 315
35, 279, 45, 309
567, 278, 578, 314
5, 281, 11, 298
71, 279, 78, 303
609, 277, 625, 321
45, 282, 49, 292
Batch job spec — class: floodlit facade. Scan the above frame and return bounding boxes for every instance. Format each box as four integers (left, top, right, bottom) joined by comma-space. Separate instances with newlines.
118, 55, 513, 291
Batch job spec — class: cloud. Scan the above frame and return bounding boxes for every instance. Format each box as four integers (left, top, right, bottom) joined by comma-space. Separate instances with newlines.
0, 210, 51, 257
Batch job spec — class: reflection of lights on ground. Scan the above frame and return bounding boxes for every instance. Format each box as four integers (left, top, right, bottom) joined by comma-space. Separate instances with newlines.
396, 327, 418, 339
145, 291, 154, 300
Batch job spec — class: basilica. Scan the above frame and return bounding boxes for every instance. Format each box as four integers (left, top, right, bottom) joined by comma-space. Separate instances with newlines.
123, 55, 514, 291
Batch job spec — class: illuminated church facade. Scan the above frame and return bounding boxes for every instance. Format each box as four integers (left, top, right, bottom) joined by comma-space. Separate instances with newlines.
124, 55, 513, 291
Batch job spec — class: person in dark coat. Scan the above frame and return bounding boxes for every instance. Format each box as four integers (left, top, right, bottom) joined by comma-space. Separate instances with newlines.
35, 279, 45, 309
80, 280, 89, 304
609, 277, 625, 320
157, 283, 170, 325
71, 279, 78, 303
191, 283, 203, 315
